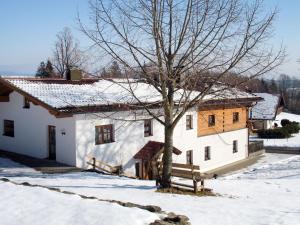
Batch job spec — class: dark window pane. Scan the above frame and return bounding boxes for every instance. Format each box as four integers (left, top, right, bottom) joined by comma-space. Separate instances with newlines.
95, 124, 114, 145
233, 140, 238, 153
233, 112, 239, 123
103, 126, 112, 143
205, 146, 211, 161
3, 120, 14, 137
186, 115, 193, 130
144, 120, 153, 137
208, 115, 215, 127
186, 150, 193, 164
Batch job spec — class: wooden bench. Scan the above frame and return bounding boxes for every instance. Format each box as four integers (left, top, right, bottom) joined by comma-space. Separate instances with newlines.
86, 156, 122, 175
157, 162, 206, 193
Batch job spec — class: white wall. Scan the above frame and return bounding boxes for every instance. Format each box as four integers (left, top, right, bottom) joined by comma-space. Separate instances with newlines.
252, 120, 274, 130
0, 92, 76, 166
75, 109, 249, 175
0, 91, 249, 172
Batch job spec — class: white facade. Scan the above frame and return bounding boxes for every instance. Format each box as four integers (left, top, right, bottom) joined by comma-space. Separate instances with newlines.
0, 91, 249, 176
251, 120, 274, 130
0, 92, 76, 166
75, 110, 248, 175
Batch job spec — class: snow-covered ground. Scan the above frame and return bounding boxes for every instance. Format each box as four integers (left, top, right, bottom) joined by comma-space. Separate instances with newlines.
253, 112, 300, 147
0, 181, 159, 225
1, 154, 300, 225
0, 158, 159, 225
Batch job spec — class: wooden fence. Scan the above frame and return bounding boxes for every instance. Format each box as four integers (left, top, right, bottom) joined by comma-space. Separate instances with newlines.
86, 156, 122, 175
248, 141, 264, 155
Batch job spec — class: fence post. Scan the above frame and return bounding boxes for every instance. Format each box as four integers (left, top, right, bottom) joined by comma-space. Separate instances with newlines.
92, 157, 96, 170
200, 179, 205, 192
193, 179, 197, 193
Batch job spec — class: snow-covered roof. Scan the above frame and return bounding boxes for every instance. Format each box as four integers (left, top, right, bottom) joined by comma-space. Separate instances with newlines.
1, 77, 260, 114
249, 93, 281, 120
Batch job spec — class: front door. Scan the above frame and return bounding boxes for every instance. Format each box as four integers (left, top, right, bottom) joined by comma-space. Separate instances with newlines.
48, 126, 56, 160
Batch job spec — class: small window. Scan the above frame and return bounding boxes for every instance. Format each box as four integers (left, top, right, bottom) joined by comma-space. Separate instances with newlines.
186, 150, 193, 165
23, 97, 30, 109
186, 115, 193, 130
144, 119, 153, 137
233, 112, 239, 123
233, 140, 238, 153
208, 115, 215, 127
3, 120, 14, 137
204, 146, 211, 161
95, 124, 114, 145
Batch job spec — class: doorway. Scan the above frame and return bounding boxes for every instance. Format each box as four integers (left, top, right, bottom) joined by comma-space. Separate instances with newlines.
48, 126, 56, 160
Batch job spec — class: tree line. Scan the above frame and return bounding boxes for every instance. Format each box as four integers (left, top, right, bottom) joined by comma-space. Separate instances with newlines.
36, 27, 86, 78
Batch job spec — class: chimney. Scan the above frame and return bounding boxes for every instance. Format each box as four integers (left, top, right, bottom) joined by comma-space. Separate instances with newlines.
66, 68, 82, 81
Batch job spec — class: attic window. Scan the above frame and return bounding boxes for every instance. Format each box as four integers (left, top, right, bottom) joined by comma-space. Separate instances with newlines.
23, 97, 30, 109
233, 112, 239, 123
208, 115, 215, 127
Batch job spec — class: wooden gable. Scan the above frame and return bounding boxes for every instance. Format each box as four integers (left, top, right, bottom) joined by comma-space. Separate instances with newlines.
197, 106, 248, 136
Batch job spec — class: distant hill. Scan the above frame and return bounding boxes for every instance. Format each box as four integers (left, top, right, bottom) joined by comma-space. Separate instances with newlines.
0, 64, 35, 76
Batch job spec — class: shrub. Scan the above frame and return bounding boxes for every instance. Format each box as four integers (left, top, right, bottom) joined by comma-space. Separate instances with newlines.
257, 128, 291, 139
283, 122, 300, 134
281, 119, 290, 127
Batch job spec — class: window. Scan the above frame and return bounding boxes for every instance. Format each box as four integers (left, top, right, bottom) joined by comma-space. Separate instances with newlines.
208, 115, 215, 127
144, 119, 153, 137
186, 150, 193, 165
186, 115, 193, 130
95, 124, 114, 145
233, 112, 239, 123
3, 120, 14, 137
204, 146, 211, 161
23, 97, 30, 109
233, 140, 238, 153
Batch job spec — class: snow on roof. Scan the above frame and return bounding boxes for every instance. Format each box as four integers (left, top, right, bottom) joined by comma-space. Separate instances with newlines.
3, 77, 258, 112
250, 93, 280, 120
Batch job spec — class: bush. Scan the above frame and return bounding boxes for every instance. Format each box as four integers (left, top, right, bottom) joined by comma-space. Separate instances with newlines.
281, 119, 290, 127
283, 122, 300, 134
257, 128, 291, 139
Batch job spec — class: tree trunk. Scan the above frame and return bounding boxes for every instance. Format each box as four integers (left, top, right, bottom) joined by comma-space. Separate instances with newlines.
161, 124, 174, 188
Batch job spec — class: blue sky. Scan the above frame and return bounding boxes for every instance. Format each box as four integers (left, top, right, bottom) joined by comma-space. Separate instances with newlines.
0, 0, 299, 78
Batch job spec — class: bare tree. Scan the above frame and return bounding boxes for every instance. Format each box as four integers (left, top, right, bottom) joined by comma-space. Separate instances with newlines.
79, 0, 285, 188
53, 27, 86, 77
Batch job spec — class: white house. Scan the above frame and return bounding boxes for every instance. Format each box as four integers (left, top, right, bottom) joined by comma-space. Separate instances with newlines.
0, 75, 261, 178
249, 93, 285, 130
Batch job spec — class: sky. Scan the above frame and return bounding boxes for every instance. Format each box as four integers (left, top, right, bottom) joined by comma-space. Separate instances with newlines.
0, 0, 299, 78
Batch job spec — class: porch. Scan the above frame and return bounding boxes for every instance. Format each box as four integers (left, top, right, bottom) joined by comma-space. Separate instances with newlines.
133, 141, 182, 180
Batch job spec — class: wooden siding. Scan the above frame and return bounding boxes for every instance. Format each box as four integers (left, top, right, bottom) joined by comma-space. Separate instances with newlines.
198, 107, 247, 136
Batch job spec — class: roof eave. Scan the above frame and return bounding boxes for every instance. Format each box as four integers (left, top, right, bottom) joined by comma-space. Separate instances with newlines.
0, 77, 72, 118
